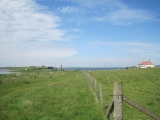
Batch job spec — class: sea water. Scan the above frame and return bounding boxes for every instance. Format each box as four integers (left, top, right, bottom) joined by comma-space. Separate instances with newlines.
64, 67, 124, 71
0, 69, 16, 74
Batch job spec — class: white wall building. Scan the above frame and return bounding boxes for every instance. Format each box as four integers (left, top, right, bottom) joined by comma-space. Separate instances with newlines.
138, 60, 155, 68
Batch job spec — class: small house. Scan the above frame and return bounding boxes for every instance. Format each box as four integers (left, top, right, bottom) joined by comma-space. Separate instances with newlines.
138, 60, 155, 68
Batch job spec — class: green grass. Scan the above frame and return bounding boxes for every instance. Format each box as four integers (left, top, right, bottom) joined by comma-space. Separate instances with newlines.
0, 69, 105, 120
1, 68, 160, 120
88, 68, 160, 120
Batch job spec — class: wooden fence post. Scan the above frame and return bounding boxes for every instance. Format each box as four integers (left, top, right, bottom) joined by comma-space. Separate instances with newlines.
100, 83, 103, 108
95, 79, 97, 95
113, 82, 123, 120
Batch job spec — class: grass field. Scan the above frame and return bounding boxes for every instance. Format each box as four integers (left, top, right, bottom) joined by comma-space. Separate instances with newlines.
0, 68, 105, 120
87, 68, 160, 120
0, 68, 160, 120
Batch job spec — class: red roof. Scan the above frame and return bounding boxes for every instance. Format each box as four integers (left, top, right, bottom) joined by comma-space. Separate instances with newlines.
138, 61, 154, 65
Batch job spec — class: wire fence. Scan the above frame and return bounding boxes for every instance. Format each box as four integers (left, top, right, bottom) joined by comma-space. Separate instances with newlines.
84, 71, 160, 120
85, 72, 104, 108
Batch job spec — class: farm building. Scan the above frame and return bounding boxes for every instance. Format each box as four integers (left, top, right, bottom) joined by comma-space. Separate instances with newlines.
138, 60, 155, 68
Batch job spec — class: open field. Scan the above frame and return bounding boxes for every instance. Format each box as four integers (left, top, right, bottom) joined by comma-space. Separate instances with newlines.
87, 68, 160, 120
1, 68, 160, 120
0, 68, 105, 120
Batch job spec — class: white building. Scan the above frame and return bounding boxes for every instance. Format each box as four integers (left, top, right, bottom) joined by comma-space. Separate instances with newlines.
138, 60, 155, 68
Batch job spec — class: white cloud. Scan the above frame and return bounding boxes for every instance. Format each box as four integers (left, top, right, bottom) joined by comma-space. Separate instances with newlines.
0, 0, 77, 66
88, 41, 158, 47
60, 0, 158, 25
87, 41, 160, 54
57, 6, 84, 14
0, 47, 77, 59
130, 49, 152, 53
71, 0, 125, 9
99, 8, 155, 25
87, 41, 120, 46
125, 42, 156, 47
0, 0, 66, 42
23, 48, 77, 58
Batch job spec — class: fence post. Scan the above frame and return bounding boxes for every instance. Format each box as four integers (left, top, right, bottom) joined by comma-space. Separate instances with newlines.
113, 82, 123, 120
95, 79, 97, 95
95, 79, 97, 94
100, 83, 103, 108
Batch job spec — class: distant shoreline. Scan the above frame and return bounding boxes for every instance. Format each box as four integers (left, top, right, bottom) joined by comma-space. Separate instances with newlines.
64, 67, 124, 71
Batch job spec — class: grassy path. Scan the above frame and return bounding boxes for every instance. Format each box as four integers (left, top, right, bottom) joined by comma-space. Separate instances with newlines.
0, 71, 105, 120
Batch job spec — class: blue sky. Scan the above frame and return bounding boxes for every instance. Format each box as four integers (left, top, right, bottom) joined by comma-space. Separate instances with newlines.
0, 0, 160, 67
